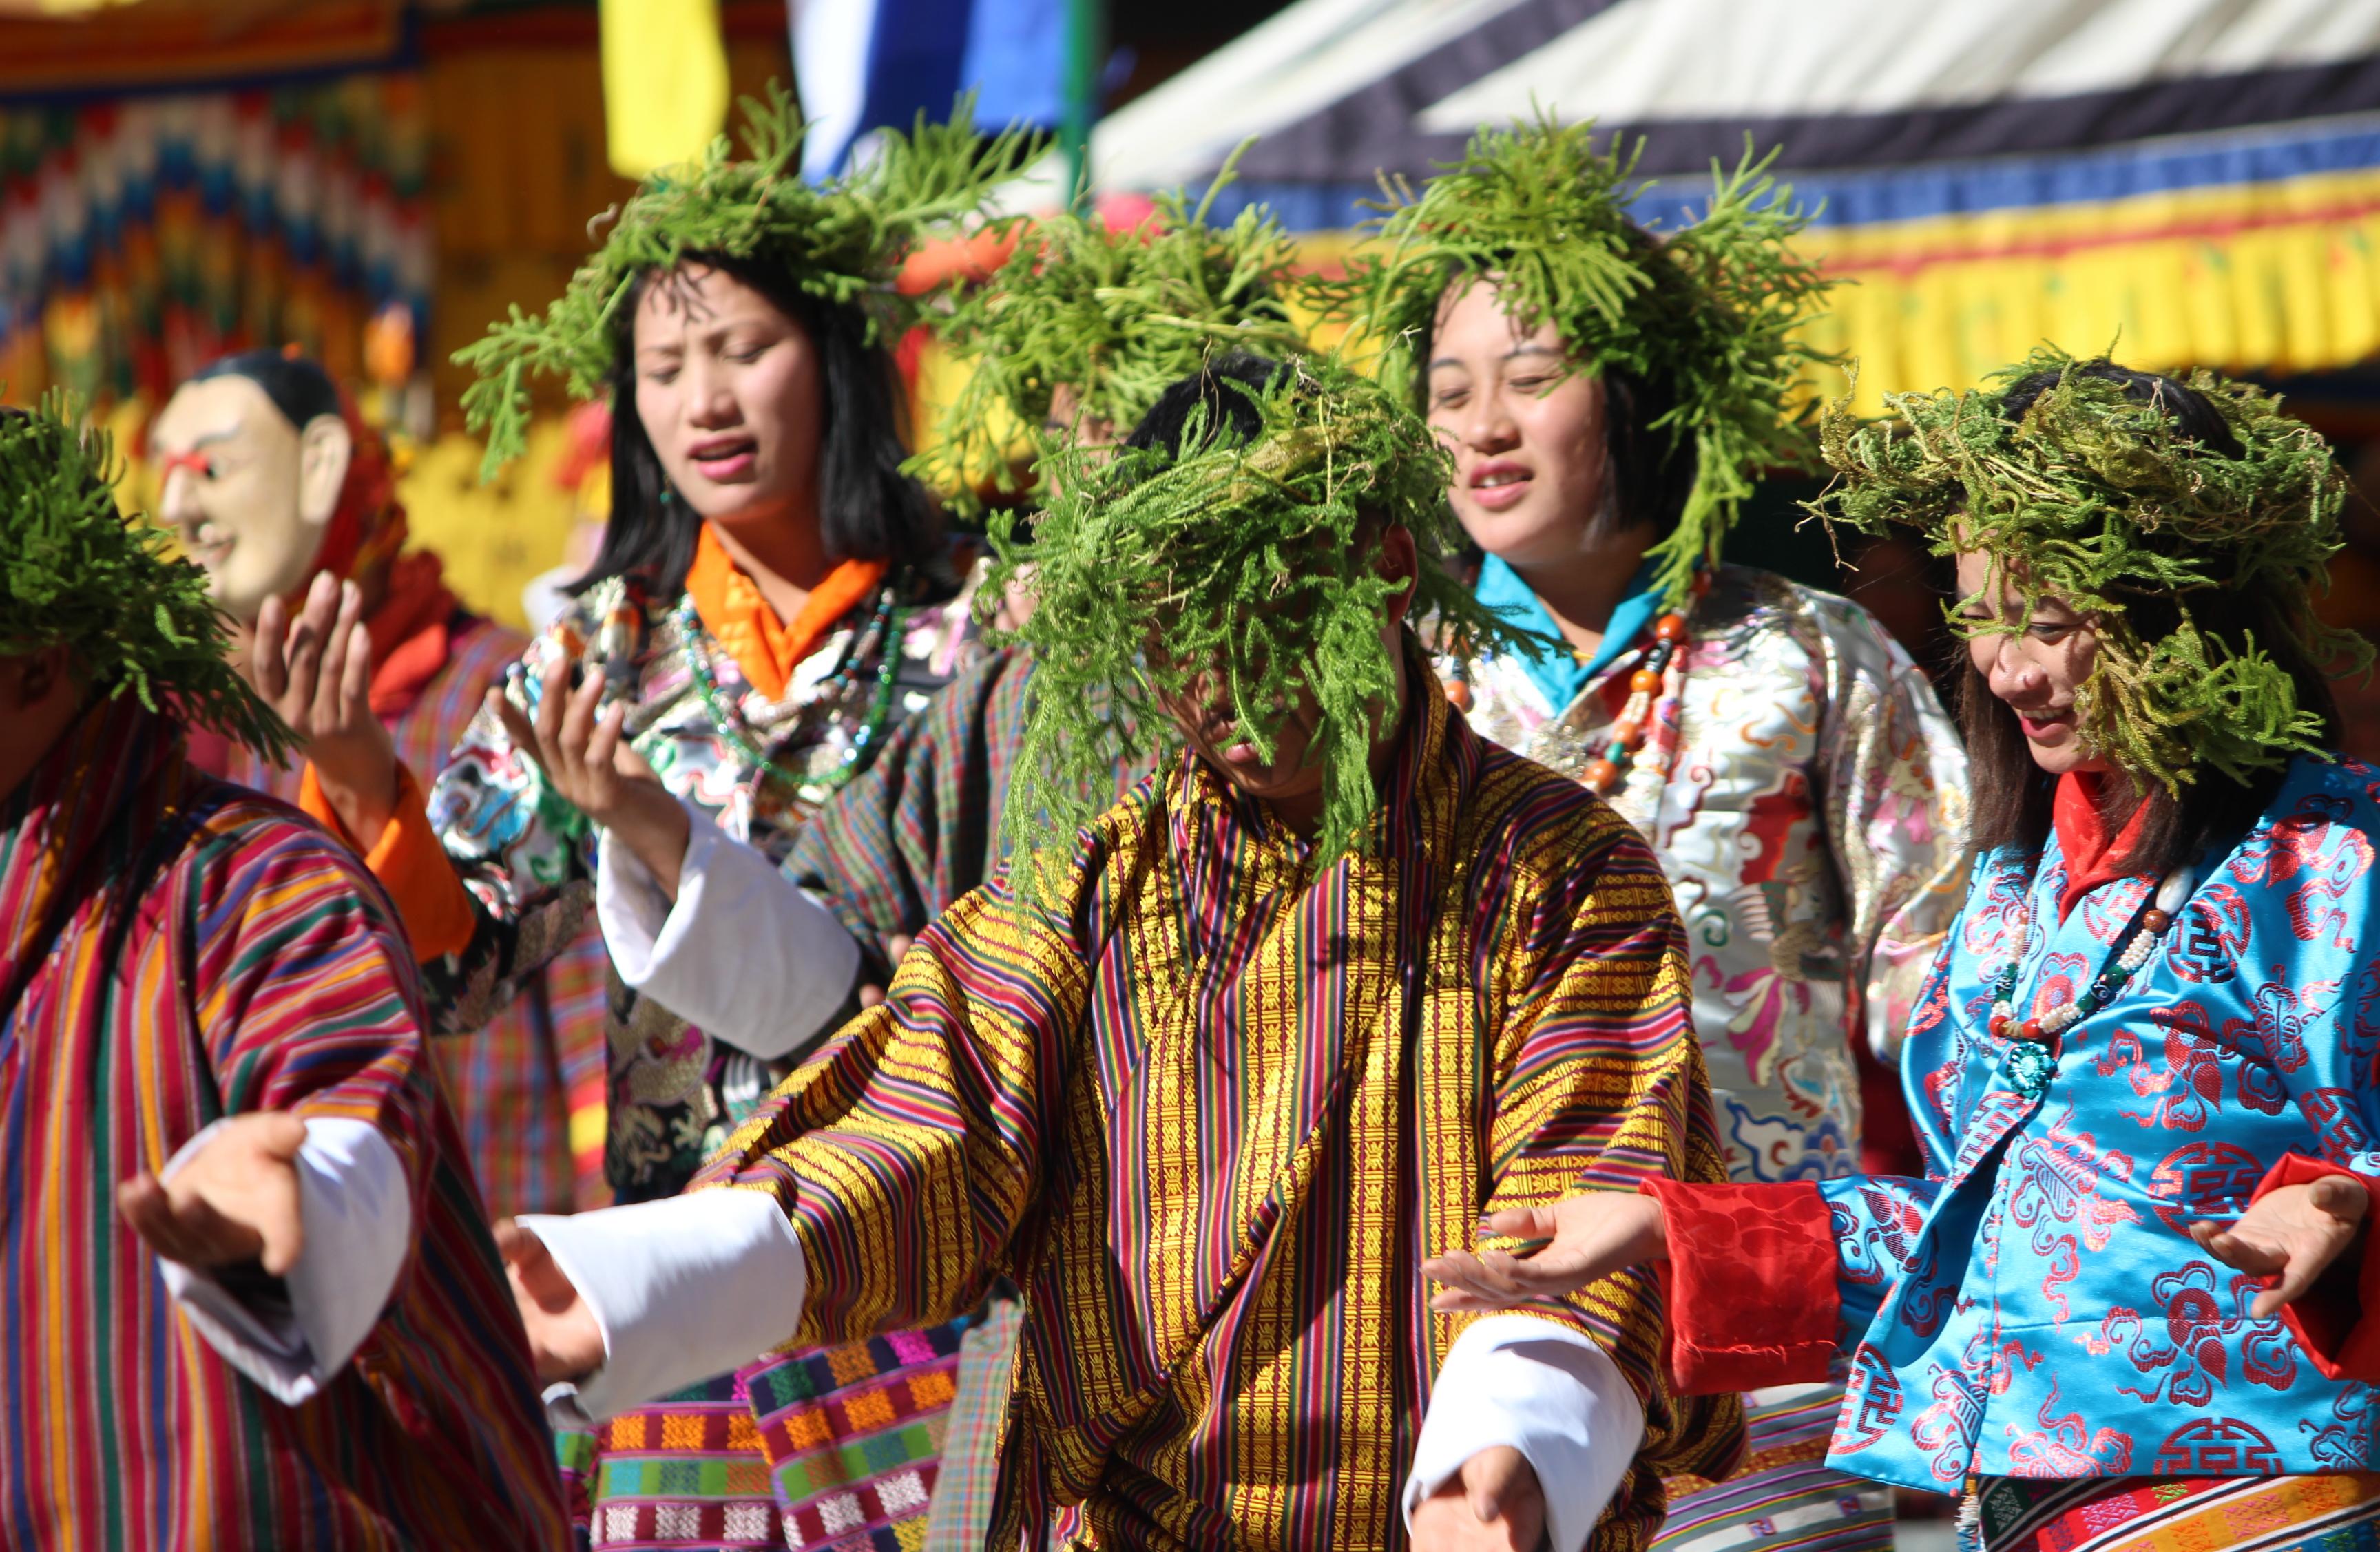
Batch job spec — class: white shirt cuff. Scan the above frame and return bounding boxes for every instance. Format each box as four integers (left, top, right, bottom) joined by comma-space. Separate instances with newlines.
1405, 1315, 1647, 1552
596, 801, 861, 1060
157, 1116, 412, 1406
518, 1188, 807, 1425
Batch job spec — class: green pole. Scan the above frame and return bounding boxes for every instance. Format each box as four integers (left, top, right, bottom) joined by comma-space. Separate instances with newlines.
1059, 0, 1103, 209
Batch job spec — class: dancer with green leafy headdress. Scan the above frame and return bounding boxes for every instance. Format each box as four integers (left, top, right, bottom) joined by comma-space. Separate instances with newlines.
1430, 351, 2380, 1551
0, 395, 570, 1548
260, 90, 1025, 1546
564, 176, 1316, 1548
1321, 114, 1971, 1552
912, 147, 1306, 511
1820, 346, 2363, 791
490, 350, 1739, 1552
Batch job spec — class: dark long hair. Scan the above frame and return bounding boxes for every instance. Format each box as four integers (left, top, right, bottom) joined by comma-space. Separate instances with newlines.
1423, 271, 1697, 547
1961, 361, 2342, 874
571, 253, 939, 599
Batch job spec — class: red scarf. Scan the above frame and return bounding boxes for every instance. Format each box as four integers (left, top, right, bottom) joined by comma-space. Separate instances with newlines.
362, 546, 457, 720
2052, 770, 2151, 920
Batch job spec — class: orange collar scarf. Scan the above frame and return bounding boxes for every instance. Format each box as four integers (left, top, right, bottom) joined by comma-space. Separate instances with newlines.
684, 525, 889, 701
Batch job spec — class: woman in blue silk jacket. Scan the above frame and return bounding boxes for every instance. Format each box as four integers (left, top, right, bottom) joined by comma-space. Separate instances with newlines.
1428, 350, 2380, 1552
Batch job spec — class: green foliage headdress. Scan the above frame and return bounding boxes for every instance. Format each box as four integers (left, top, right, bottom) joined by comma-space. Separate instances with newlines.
455, 87, 1027, 480
988, 353, 1534, 879
915, 150, 1308, 510
1816, 347, 2364, 790
1317, 113, 1835, 610
0, 393, 293, 760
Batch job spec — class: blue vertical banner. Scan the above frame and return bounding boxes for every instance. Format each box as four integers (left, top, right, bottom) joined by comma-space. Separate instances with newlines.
791, 0, 1065, 180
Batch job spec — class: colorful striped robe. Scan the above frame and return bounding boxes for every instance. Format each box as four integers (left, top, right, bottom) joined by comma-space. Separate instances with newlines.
0, 700, 566, 1550
697, 659, 1741, 1550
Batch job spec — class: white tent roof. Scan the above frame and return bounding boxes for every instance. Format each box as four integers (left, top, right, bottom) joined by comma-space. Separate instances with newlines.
1090, 0, 2380, 194
1091, 0, 1522, 192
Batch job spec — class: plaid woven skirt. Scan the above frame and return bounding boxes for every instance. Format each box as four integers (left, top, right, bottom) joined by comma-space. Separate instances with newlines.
559, 1321, 970, 1551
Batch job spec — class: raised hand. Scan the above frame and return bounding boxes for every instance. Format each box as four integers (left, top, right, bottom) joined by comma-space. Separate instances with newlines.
489, 647, 690, 895
495, 1219, 607, 1384
253, 569, 397, 839
117, 1111, 310, 1275
1425, 1191, 1669, 1313
2193, 1175, 2370, 1319
1410, 1446, 1545, 1552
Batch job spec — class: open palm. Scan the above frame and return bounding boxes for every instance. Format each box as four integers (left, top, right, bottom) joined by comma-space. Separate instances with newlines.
1426, 1192, 1669, 1312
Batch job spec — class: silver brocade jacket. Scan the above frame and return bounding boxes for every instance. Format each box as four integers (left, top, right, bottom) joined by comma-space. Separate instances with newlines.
1445, 565, 1972, 1183
419, 568, 980, 1202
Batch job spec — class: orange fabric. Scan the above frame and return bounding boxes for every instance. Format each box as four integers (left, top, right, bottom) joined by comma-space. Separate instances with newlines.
684, 525, 888, 702
2053, 770, 2153, 919
298, 759, 477, 962
364, 549, 459, 720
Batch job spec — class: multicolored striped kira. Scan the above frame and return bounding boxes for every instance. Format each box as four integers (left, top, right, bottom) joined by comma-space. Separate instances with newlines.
699, 657, 1743, 1551
0, 700, 567, 1549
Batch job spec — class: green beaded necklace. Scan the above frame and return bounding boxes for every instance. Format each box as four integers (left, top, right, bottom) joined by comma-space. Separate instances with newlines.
672, 589, 909, 797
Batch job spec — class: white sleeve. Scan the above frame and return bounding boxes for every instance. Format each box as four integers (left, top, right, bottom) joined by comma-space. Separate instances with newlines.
518, 1188, 808, 1426
597, 801, 862, 1061
1404, 1314, 1647, 1552
156, 1116, 412, 1407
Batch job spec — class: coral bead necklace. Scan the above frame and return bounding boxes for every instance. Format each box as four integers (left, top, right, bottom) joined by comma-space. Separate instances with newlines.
1583, 570, 1709, 797
1986, 863, 2193, 1097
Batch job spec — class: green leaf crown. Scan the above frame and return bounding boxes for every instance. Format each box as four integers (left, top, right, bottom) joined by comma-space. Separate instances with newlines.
1815, 346, 2366, 789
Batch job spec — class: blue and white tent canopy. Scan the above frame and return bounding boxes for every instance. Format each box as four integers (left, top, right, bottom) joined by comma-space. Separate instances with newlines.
1086, 0, 2380, 396
1095, 0, 2380, 222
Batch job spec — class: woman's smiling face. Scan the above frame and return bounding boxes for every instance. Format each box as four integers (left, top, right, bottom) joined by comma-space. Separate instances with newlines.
1955, 549, 2109, 775
1423, 277, 1614, 568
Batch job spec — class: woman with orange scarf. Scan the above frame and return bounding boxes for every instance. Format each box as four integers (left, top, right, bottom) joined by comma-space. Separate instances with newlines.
259, 99, 1015, 1550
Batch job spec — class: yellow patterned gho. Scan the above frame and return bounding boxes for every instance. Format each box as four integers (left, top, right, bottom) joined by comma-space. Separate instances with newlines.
694, 674, 1738, 1549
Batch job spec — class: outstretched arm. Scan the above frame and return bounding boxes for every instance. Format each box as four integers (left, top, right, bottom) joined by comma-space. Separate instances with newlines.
494, 872, 1086, 1418
118, 815, 452, 1406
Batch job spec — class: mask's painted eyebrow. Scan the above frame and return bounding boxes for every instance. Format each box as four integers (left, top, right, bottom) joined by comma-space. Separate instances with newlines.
158, 424, 242, 455
1428, 342, 1565, 374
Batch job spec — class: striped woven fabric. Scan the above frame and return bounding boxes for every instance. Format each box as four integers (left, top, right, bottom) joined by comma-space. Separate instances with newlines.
746, 1325, 966, 1547
556, 1328, 968, 1552
784, 648, 1138, 1550
786, 646, 1151, 977
0, 700, 566, 1549
565, 1375, 777, 1551
1976, 1471, 2380, 1551
215, 608, 609, 1217
784, 645, 1035, 974
1656, 1385, 1894, 1552
700, 653, 1740, 1551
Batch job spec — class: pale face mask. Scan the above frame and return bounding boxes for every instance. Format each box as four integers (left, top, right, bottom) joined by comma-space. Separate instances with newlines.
153, 374, 353, 621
